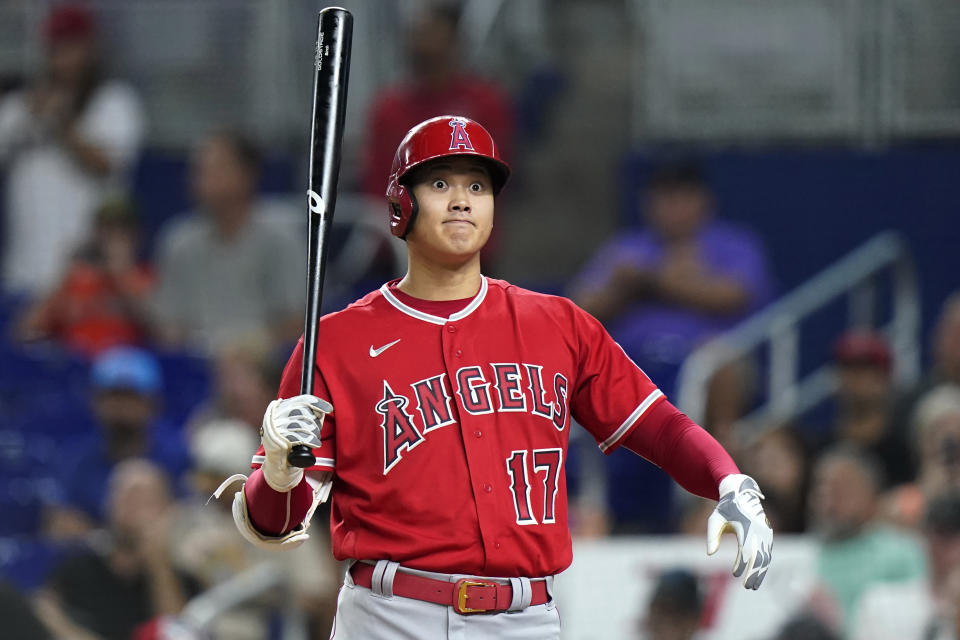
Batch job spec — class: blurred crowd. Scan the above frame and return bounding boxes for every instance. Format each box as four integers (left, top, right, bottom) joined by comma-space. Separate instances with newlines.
0, 3, 957, 640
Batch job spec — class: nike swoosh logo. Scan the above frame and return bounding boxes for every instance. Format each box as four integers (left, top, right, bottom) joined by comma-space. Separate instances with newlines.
369, 339, 402, 357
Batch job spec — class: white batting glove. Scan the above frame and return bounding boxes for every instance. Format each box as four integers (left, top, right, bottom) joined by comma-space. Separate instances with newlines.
707, 474, 773, 590
260, 394, 333, 492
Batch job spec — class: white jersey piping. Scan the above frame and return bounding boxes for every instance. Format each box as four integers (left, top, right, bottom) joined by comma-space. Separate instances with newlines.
599, 389, 664, 453
379, 276, 489, 325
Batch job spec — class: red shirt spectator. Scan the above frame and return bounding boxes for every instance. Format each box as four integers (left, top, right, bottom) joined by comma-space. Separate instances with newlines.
361, 78, 514, 196
360, 4, 514, 196
17, 197, 154, 356
28, 261, 153, 355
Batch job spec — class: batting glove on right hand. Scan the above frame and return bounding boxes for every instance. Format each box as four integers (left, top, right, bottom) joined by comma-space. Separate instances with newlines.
707, 474, 773, 590
260, 394, 333, 492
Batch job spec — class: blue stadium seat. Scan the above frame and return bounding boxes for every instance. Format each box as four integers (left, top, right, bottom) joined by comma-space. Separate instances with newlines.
0, 430, 60, 537
0, 536, 67, 591
155, 351, 211, 428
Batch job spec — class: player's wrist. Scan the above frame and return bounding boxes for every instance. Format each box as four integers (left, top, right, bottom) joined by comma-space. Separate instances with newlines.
718, 473, 754, 497
262, 459, 304, 493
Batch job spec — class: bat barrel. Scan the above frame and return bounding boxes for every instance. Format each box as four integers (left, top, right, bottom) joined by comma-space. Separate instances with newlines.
290, 7, 353, 469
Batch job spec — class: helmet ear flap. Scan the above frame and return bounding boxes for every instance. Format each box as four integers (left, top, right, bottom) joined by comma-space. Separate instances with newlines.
387, 181, 418, 238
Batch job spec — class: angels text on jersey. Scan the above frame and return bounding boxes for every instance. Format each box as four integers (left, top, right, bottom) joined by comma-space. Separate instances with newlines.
375, 361, 569, 475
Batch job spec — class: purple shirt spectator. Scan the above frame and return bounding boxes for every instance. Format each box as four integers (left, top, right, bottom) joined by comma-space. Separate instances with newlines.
573, 220, 773, 393
569, 160, 775, 532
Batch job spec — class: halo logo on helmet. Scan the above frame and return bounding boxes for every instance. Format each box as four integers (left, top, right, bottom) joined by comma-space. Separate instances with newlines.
448, 119, 475, 151
385, 115, 510, 239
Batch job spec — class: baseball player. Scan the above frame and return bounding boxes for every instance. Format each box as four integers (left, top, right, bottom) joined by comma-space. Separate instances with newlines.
217, 116, 773, 639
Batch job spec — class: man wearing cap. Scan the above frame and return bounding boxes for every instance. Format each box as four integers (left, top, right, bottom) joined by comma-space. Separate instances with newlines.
44, 347, 188, 539
0, 2, 145, 296
829, 330, 914, 487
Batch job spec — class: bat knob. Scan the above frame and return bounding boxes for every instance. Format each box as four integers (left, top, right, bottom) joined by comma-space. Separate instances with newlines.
288, 445, 316, 469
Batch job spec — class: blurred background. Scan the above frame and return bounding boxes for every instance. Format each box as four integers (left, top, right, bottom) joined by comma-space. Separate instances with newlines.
0, 0, 958, 638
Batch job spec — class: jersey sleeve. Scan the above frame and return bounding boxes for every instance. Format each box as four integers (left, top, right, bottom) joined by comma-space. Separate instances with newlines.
251, 336, 336, 473
568, 303, 665, 454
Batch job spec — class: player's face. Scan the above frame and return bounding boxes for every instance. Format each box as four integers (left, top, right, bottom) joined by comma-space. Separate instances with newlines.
407, 157, 494, 265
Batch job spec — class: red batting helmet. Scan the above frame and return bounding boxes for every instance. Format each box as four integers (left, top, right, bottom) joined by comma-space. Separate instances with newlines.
386, 115, 510, 238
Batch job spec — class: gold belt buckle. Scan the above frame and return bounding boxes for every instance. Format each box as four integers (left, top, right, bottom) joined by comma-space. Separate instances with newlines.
454, 578, 497, 615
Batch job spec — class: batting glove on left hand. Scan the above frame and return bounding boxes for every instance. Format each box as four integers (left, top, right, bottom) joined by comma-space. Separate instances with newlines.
260, 394, 333, 492
707, 474, 773, 590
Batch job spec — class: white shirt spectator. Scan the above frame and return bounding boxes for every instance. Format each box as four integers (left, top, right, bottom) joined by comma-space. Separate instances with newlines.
152, 200, 305, 354
851, 579, 952, 640
0, 80, 145, 295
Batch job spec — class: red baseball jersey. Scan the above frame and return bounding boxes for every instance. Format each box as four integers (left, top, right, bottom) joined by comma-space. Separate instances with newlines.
253, 277, 664, 577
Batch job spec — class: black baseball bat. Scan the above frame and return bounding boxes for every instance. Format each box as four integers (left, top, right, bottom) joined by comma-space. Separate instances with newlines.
289, 7, 353, 468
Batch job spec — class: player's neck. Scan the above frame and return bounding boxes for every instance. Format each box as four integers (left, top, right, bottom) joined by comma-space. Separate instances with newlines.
397, 256, 482, 301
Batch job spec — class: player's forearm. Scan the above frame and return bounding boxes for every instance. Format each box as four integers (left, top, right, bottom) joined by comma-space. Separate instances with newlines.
243, 468, 314, 536
623, 399, 739, 501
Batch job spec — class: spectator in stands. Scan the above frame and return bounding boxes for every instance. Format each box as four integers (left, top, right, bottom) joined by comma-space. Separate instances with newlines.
852, 491, 960, 640
569, 160, 774, 532
187, 334, 281, 435
809, 446, 926, 631
915, 386, 960, 492
570, 160, 774, 398
741, 424, 810, 533
152, 130, 304, 353
827, 331, 914, 486
170, 419, 339, 638
360, 3, 514, 199
0, 3, 145, 297
894, 293, 960, 439
35, 460, 198, 640
772, 615, 839, 640
14, 196, 153, 356
639, 569, 704, 640
882, 385, 960, 530
45, 347, 188, 539
676, 423, 807, 537
931, 294, 960, 388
